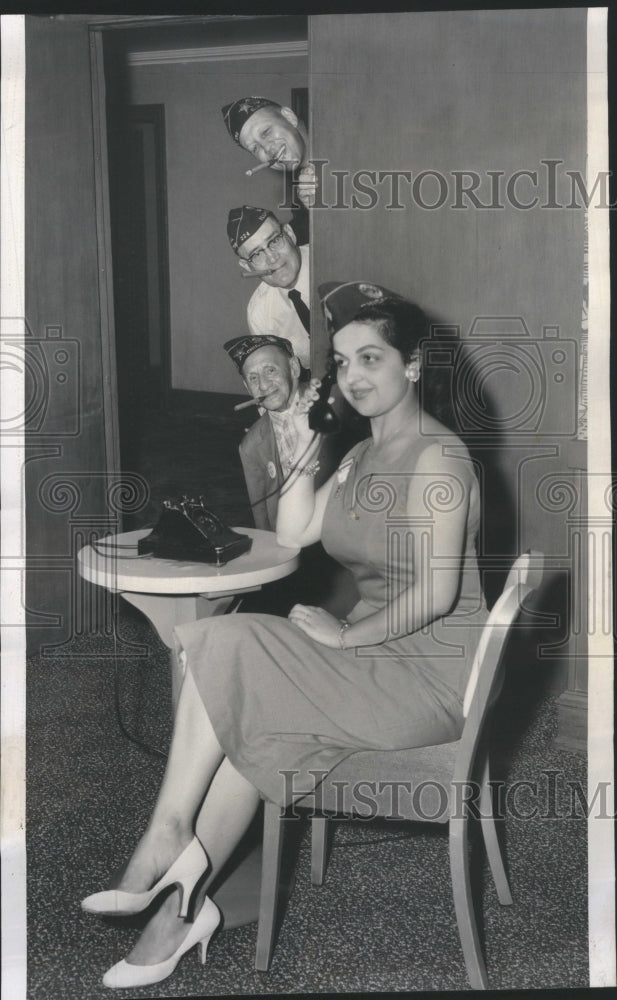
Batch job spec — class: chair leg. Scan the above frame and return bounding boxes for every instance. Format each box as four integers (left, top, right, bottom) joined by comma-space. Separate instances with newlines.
449, 813, 489, 990
311, 816, 330, 886
479, 756, 513, 905
255, 800, 291, 971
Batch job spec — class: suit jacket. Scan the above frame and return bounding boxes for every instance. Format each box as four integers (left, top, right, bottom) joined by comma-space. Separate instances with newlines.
239, 412, 283, 531
239, 398, 336, 532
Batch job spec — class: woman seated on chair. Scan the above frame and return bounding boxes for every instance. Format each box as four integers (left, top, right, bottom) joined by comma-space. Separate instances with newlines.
81, 280, 489, 988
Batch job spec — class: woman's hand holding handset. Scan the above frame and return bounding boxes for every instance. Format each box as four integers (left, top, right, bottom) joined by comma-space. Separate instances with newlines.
276, 379, 338, 549
289, 378, 334, 469
291, 377, 322, 434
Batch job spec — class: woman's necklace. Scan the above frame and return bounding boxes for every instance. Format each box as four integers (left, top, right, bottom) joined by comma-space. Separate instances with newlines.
344, 442, 372, 520
347, 461, 361, 520
342, 406, 421, 520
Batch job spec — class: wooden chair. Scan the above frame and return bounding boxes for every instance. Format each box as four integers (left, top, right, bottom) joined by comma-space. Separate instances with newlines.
255, 551, 544, 989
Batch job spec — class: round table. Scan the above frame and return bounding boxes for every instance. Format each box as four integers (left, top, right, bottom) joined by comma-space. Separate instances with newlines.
78, 526, 300, 928
78, 526, 300, 648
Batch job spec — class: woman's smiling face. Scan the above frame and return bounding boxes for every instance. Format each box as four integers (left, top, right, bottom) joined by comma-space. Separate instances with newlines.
331, 320, 411, 418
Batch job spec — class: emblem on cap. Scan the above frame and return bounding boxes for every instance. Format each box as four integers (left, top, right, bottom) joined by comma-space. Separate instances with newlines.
358, 283, 385, 300
227, 205, 276, 253
318, 280, 405, 336
223, 334, 294, 372
267, 461, 277, 479
221, 97, 281, 145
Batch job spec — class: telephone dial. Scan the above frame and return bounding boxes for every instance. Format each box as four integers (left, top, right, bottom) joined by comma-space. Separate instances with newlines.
138, 496, 252, 565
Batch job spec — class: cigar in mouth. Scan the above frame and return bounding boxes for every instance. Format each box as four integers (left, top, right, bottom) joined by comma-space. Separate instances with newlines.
240, 268, 276, 278
245, 149, 284, 176
233, 395, 266, 411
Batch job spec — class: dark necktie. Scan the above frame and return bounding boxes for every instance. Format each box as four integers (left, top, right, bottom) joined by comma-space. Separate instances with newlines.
287, 288, 311, 334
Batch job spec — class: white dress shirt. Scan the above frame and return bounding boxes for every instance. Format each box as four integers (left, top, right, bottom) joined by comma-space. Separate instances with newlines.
246, 245, 311, 369
268, 390, 300, 471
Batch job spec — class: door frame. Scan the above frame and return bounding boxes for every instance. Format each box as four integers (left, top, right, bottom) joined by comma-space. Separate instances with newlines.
89, 25, 122, 487
121, 103, 173, 412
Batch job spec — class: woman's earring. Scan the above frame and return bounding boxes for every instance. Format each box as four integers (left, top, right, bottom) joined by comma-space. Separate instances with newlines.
405, 365, 420, 383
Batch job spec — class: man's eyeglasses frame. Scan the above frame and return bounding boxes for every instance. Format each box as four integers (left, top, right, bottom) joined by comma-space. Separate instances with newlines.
244, 228, 289, 268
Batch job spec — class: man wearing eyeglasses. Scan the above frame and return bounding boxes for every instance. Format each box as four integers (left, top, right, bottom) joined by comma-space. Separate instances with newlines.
228, 205, 311, 371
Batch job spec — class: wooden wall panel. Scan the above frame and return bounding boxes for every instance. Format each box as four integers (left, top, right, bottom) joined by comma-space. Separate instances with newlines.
24, 17, 113, 654
309, 9, 587, 558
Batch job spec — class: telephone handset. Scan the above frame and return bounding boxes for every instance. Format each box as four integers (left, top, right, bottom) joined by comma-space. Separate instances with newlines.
308, 363, 340, 434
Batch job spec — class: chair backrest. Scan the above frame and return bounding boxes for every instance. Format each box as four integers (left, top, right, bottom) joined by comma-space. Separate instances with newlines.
456, 552, 544, 779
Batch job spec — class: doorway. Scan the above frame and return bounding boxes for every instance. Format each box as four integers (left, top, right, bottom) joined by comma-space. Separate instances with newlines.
107, 103, 172, 474
91, 15, 309, 529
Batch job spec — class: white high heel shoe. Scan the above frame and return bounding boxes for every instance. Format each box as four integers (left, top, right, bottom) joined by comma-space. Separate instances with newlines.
81, 837, 208, 918
102, 896, 221, 989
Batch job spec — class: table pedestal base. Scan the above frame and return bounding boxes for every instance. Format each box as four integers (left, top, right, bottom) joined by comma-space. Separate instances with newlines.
120, 591, 252, 649
119, 589, 258, 714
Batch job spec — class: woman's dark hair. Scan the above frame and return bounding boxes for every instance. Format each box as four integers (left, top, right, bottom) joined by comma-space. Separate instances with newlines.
335, 297, 459, 433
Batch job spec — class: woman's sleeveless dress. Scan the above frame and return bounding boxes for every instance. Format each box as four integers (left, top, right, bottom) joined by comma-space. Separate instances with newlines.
175, 435, 488, 806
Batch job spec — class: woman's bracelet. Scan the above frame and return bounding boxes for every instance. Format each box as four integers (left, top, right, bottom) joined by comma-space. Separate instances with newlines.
286, 459, 320, 477
338, 620, 351, 649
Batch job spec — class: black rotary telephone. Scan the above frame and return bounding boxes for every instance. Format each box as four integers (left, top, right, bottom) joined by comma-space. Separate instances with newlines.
137, 496, 253, 565
308, 362, 340, 434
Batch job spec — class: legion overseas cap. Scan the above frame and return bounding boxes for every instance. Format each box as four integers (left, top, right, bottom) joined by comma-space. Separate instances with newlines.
222, 97, 281, 144
318, 281, 405, 336
223, 335, 294, 373
227, 206, 276, 253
